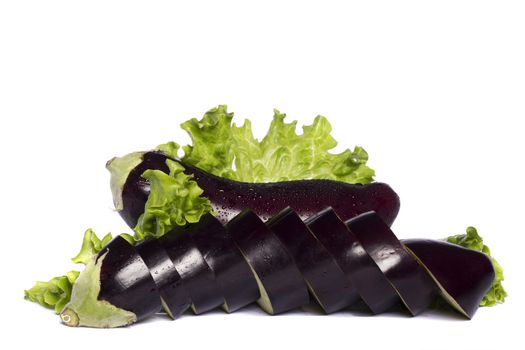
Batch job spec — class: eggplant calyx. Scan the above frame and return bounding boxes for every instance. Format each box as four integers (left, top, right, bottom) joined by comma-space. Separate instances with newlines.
106, 151, 145, 211
60, 253, 137, 328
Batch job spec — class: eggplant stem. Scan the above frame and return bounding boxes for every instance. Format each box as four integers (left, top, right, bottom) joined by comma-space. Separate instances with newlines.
60, 308, 79, 327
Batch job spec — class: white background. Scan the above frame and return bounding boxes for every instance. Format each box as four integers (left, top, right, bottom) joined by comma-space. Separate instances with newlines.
1, 1, 524, 349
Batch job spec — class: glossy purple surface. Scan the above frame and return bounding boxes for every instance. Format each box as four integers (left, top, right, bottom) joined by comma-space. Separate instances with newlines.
160, 227, 225, 314
136, 238, 191, 319
268, 207, 357, 313
119, 151, 400, 228
97, 236, 161, 320
401, 238, 494, 318
227, 209, 310, 314
306, 208, 400, 314
186, 214, 260, 312
346, 212, 437, 316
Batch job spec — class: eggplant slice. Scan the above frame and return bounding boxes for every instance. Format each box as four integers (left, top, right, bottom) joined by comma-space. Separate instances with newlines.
97, 236, 161, 321
187, 213, 260, 312
136, 238, 191, 319
227, 209, 310, 314
306, 208, 400, 314
402, 238, 495, 318
267, 207, 357, 313
346, 211, 437, 316
160, 227, 225, 314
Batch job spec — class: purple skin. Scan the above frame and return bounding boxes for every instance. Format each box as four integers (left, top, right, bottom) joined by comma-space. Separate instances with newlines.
87, 210, 493, 326
118, 151, 400, 228
159, 225, 225, 314
346, 211, 437, 316
135, 239, 191, 319
401, 238, 495, 319
267, 207, 359, 313
186, 214, 260, 313
306, 208, 401, 314
226, 209, 310, 315
97, 236, 161, 320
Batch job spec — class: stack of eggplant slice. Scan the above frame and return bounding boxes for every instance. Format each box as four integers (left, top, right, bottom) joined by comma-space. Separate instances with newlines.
83, 208, 494, 327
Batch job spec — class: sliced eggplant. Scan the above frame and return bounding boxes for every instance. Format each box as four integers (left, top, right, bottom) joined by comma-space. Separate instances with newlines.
226, 209, 310, 314
97, 236, 161, 320
306, 207, 400, 314
159, 227, 225, 314
186, 213, 260, 312
267, 207, 357, 313
346, 211, 437, 316
402, 238, 495, 318
135, 238, 191, 319
108, 151, 401, 228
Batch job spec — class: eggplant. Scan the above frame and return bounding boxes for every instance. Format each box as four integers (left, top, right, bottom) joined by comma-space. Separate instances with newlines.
107, 151, 401, 228
159, 227, 225, 314
402, 238, 495, 318
305, 208, 400, 314
346, 211, 437, 315
226, 209, 310, 314
62, 208, 495, 328
267, 207, 358, 313
182, 213, 260, 313
97, 236, 161, 320
135, 238, 191, 319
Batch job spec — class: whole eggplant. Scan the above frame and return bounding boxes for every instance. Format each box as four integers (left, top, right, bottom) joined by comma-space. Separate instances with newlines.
107, 151, 401, 228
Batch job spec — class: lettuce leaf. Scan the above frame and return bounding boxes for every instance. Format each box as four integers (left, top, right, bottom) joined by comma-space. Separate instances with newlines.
133, 158, 212, 241
71, 228, 113, 265
446, 226, 507, 306
159, 105, 375, 184
24, 270, 80, 314
25, 229, 112, 313
139, 105, 373, 241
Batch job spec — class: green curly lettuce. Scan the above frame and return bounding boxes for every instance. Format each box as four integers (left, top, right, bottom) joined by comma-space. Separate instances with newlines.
133, 158, 212, 241
24, 270, 80, 314
25, 229, 113, 313
446, 226, 507, 306
158, 104, 375, 184
71, 228, 113, 265
141, 105, 373, 241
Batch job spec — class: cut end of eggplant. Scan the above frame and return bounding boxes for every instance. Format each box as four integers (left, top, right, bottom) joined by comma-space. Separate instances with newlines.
106, 151, 146, 212
250, 264, 275, 314
402, 239, 495, 319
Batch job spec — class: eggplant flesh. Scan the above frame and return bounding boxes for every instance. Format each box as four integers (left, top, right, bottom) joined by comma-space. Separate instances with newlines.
159, 227, 225, 314
113, 151, 400, 228
226, 209, 310, 314
267, 207, 357, 313
305, 208, 400, 314
97, 236, 161, 320
346, 211, 437, 316
135, 238, 191, 319
185, 213, 260, 312
402, 239, 495, 319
